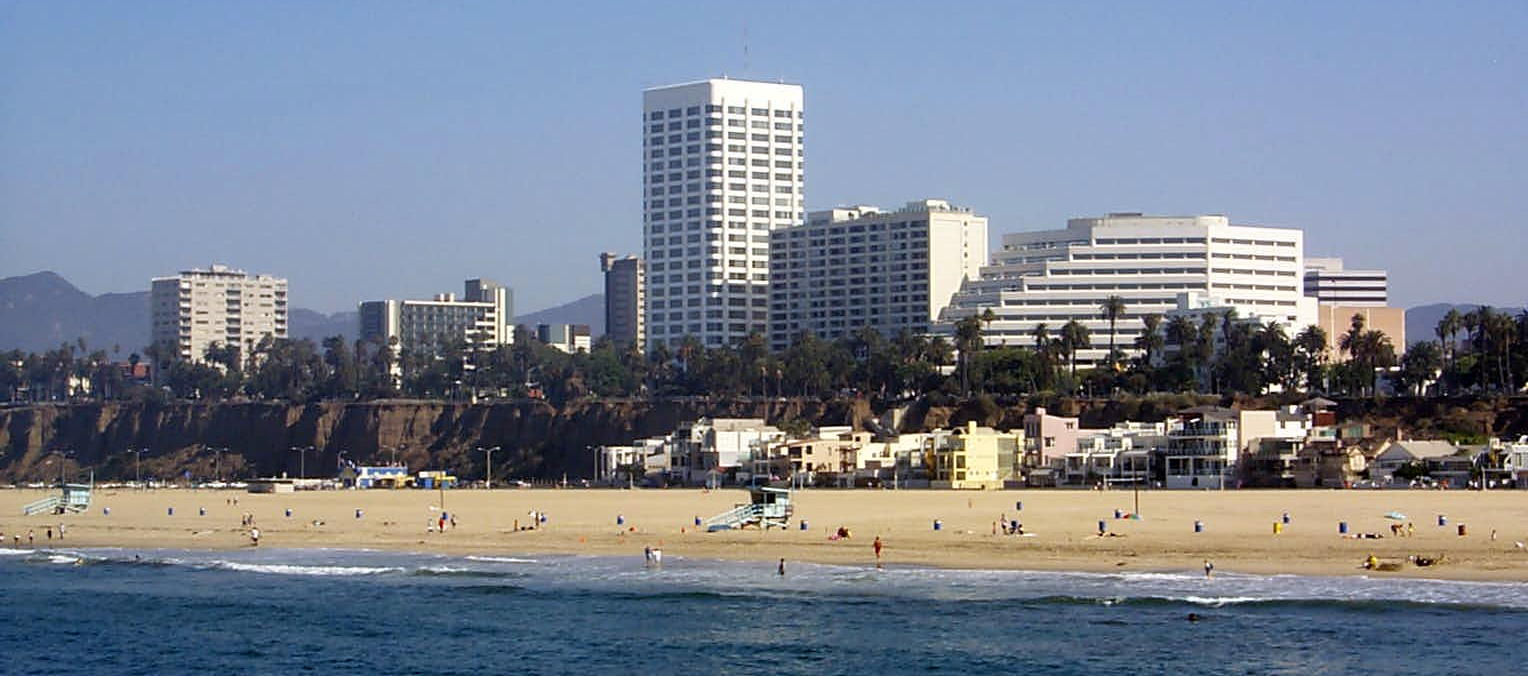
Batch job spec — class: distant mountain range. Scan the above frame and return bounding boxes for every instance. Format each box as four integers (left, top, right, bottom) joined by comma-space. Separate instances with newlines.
0, 271, 605, 353
515, 293, 604, 335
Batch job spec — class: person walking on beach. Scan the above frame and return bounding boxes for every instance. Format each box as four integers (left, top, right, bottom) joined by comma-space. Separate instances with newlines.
27, 530, 34, 546
57, 524, 65, 540
873, 536, 884, 563
249, 527, 260, 547
778, 558, 786, 576
1203, 559, 1214, 579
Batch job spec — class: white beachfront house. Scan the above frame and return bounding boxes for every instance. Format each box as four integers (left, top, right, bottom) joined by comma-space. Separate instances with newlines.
1063, 422, 1166, 487
1163, 406, 1240, 489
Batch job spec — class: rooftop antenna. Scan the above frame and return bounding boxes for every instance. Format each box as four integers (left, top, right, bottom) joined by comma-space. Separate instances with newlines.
743, 20, 750, 75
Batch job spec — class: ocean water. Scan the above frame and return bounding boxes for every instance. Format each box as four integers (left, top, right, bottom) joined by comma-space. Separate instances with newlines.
0, 547, 1524, 675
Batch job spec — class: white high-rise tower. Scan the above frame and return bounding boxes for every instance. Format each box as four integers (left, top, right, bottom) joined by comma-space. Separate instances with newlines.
642, 78, 804, 349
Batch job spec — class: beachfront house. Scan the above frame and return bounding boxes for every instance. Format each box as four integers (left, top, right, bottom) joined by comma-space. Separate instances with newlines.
1063, 422, 1165, 487
673, 418, 784, 486
850, 433, 935, 488
1023, 407, 1080, 484
1501, 437, 1528, 488
1163, 406, 1240, 489
1369, 440, 1459, 485
1292, 440, 1367, 488
597, 436, 673, 486
931, 421, 1022, 490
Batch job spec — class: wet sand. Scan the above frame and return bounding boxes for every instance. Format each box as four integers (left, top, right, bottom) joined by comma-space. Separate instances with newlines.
2, 487, 1526, 581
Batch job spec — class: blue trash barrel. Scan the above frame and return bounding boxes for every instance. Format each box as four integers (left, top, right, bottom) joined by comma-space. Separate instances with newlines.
1098, 520, 1107, 534
355, 509, 363, 519
1114, 508, 1122, 519
1339, 521, 1349, 534
1194, 520, 1204, 533
1016, 501, 1023, 511
933, 519, 943, 531
167, 507, 174, 516
102, 507, 110, 516
285, 508, 292, 518
800, 520, 809, 531
617, 514, 625, 526
694, 516, 702, 527
539, 513, 547, 524
1437, 514, 1447, 527
198, 507, 206, 517
1282, 512, 1291, 525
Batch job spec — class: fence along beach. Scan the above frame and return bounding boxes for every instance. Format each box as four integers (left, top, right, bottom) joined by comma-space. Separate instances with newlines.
2, 487, 1525, 581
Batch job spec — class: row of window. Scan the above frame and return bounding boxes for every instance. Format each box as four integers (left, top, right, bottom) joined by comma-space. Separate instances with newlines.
648, 208, 800, 221
648, 106, 801, 120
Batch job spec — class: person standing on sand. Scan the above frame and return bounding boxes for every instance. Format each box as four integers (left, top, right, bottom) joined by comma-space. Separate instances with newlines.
58, 524, 64, 540
27, 530, 34, 545
873, 536, 884, 562
250, 527, 260, 547
1203, 560, 1214, 579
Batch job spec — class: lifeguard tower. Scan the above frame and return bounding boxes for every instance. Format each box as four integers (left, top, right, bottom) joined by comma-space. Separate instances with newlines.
23, 482, 93, 516
703, 486, 793, 531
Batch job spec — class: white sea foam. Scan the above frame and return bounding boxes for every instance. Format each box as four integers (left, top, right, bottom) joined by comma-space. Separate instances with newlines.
0, 548, 35, 556
48, 554, 82, 564
465, 556, 538, 564
212, 561, 403, 577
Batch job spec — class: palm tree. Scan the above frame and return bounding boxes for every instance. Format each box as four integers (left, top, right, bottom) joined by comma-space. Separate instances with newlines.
1099, 295, 1126, 370
1436, 308, 1461, 393
1059, 319, 1090, 380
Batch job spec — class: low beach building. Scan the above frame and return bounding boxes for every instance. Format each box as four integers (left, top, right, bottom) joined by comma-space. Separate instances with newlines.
1369, 440, 1459, 485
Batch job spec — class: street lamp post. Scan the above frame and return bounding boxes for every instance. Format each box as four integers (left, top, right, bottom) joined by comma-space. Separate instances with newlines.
477, 446, 501, 489
129, 448, 144, 489
289, 446, 313, 479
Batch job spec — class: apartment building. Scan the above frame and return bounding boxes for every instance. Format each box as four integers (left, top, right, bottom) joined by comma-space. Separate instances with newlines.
150, 264, 288, 371
599, 253, 645, 349
940, 213, 1308, 367
1304, 257, 1388, 306
358, 278, 512, 353
536, 323, 592, 353
768, 199, 988, 350
642, 78, 805, 349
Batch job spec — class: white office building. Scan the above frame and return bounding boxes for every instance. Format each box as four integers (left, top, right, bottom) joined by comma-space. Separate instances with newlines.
1304, 257, 1388, 306
358, 278, 512, 353
939, 213, 1309, 367
642, 78, 805, 349
150, 264, 288, 370
768, 199, 988, 350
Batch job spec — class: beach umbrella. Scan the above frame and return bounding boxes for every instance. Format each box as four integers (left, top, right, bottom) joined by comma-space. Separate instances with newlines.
1384, 511, 1407, 520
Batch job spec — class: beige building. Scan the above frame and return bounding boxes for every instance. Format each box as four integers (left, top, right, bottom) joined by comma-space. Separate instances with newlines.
150, 264, 288, 371
931, 421, 1022, 490
1316, 304, 1406, 360
769, 199, 988, 350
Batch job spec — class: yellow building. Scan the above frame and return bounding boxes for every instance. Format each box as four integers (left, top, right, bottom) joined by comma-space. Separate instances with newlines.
931, 421, 1023, 490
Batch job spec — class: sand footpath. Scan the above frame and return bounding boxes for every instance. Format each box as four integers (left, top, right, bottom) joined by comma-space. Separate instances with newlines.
2, 487, 1526, 581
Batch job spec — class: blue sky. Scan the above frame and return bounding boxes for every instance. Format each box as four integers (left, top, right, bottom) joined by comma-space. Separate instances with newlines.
2, 1, 1524, 314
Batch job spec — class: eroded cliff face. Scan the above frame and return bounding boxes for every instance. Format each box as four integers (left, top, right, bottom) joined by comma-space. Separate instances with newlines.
0, 398, 873, 482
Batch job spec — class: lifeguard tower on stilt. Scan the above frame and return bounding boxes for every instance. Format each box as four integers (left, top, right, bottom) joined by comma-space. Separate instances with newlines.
23, 478, 94, 516
703, 486, 793, 531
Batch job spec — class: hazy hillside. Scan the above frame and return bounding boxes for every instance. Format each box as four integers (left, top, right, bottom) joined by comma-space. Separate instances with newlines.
0, 271, 150, 354
1, 271, 606, 352
515, 293, 604, 336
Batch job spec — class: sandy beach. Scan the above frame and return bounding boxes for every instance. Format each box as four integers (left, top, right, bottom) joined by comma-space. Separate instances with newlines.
3, 487, 1526, 581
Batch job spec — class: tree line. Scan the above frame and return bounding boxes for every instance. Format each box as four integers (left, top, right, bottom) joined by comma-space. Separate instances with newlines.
4, 301, 1522, 405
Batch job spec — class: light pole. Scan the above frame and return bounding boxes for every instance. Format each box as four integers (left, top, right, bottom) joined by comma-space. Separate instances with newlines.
128, 448, 145, 489
209, 446, 227, 483
289, 445, 313, 479
477, 446, 501, 489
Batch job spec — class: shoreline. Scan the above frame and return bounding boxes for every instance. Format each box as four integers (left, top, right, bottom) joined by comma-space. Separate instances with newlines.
3, 488, 1526, 583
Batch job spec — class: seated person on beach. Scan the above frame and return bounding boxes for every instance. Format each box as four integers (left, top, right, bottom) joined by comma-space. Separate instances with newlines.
836, 526, 851, 539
